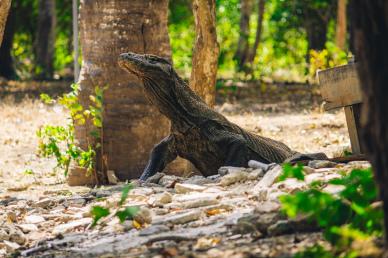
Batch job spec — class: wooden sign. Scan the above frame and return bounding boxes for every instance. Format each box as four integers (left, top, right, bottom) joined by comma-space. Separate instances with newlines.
317, 63, 364, 154
317, 63, 362, 111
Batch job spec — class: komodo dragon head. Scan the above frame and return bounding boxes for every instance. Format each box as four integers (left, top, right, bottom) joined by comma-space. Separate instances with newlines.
118, 52, 203, 124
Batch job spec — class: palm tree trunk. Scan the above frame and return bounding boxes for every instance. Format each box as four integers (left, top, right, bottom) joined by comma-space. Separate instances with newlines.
70, 0, 172, 185
190, 0, 219, 107
0, 0, 11, 47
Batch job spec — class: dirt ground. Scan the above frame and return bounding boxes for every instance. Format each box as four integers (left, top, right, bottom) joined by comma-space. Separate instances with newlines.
0, 83, 353, 257
0, 84, 349, 193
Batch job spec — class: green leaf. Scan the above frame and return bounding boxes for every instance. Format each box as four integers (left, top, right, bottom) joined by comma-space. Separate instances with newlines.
279, 163, 305, 181
119, 184, 133, 206
90, 206, 110, 227
115, 206, 139, 223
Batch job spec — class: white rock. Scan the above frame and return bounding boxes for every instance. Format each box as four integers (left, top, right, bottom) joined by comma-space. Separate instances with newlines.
18, 224, 38, 233
308, 160, 337, 169
158, 210, 202, 225
272, 178, 307, 193
181, 197, 219, 209
2, 240, 20, 252
220, 171, 249, 186
253, 165, 283, 191
34, 198, 54, 209
322, 184, 345, 195
175, 183, 207, 194
218, 166, 246, 176
53, 218, 92, 234
24, 215, 45, 224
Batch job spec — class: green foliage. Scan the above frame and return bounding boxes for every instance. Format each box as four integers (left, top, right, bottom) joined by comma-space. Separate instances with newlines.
37, 84, 106, 176
279, 163, 305, 181
91, 183, 140, 226
279, 167, 383, 257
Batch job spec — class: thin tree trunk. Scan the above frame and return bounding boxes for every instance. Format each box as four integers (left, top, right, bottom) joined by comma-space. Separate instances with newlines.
34, 0, 56, 80
0, 6, 15, 79
350, 0, 388, 244
0, 0, 11, 46
336, 0, 347, 50
247, 0, 265, 70
69, 0, 171, 185
234, 0, 253, 71
190, 0, 219, 107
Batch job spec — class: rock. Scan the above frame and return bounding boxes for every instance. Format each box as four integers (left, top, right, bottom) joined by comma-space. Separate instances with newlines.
256, 201, 281, 213
183, 176, 214, 185
308, 160, 337, 169
63, 197, 87, 208
181, 197, 219, 209
303, 166, 315, 174
18, 224, 38, 233
175, 183, 207, 194
150, 192, 172, 206
133, 207, 152, 224
272, 178, 307, 193
220, 171, 249, 186
248, 160, 277, 172
305, 172, 341, 184
139, 225, 170, 236
24, 215, 45, 224
218, 166, 246, 176
248, 169, 264, 179
34, 198, 54, 209
145, 172, 165, 184
7, 211, 17, 222
107, 170, 119, 184
322, 184, 345, 195
7, 184, 30, 192
155, 210, 202, 225
2, 240, 20, 252
0, 228, 9, 241
8, 226, 26, 244
158, 175, 183, 188
53, 218, 92, 234
253, 165, 283, 191
267, 218, 319, 236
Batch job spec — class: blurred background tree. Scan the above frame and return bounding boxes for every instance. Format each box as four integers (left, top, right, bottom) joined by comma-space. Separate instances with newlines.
0, 0, 352, 83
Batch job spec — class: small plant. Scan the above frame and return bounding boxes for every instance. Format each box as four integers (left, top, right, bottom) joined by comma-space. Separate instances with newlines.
90, 183, 140, 227
279, 164, 383, 257
37, 84, 107, 177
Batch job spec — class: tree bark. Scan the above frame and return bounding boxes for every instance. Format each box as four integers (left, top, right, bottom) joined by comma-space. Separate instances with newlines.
336, 0, 347, 50
34, 0, 56, 80
0, 6, 15, 79
350, 0, 388, 243
0, 0, 11, 46
190, 0, 219, 107
305, 18, 327, 51
70, 0, 171, 185
234, 0, 253, 71
247, 0, 265, 70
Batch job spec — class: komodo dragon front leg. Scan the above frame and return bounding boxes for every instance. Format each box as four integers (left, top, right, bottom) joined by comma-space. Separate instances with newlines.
139, 135, 177, 181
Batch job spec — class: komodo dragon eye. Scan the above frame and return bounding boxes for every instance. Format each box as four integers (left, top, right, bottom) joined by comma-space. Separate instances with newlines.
145, 55, 172, 66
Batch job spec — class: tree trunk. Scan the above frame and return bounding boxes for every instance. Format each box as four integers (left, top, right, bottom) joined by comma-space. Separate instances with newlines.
190, 0, 219, 107
234, 0, 253, 71
0, 6, 15, 79
70, 0, 171, 185
0, 0, 11, 46
34, 0, 56, 80
336, 0, 347, 50
350, 0, 388, 244
247, 0, 265, 70
305, 18, 327, 51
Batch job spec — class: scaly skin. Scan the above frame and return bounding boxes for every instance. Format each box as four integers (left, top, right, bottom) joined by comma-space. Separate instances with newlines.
118, 52, 327, 181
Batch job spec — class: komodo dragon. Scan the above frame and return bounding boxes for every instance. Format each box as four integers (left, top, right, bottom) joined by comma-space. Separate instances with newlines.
118, 52, 327, 181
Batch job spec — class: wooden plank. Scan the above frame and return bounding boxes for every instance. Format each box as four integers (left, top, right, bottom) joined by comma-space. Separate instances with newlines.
317, 63, 363, 110
344, 103, 364, 154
